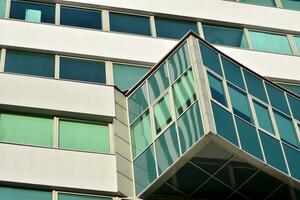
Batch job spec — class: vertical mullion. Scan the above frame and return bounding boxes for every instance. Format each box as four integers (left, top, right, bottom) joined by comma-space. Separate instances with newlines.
243, 28, 253, 49
150, 16, 157, 37
53, 117, 59, 148
197, 21, 205, 39
5, 0, 11, 19
52, 190, 58, 200
287, 34, 299, 55
55, 3, 60, 25
105, 61, 114, 85
274, 0, 283, 8
108, 123, 114, 154
0, 48, 6, 72
102, 10, 110, 31
55, 55, 60, 79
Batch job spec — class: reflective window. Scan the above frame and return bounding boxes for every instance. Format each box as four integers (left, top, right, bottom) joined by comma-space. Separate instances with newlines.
60, 57, 106, 84
0, 187, 51, 200
5, 50, 55, 78
58, 193, 111, 200
60, 6, 102, 29
283, 144, 300, 180
199, 42, 223, 76
266, 83, 290, 116
148, 63, 169, 102
131, 111, 152, 158
59, 120, 109, 153
243, 70, 268, 103
249, 31, 292, 54
172, 70, 196, 116
239, 0, 276, 6
0, 0, 6, 18
10, 0, 55, 23
295, 36, 300, 52
207, 72, 227, 107
287, 95, 300, 121
203, 25, 248, 48
282, 0, 300, 11
110, 12, 151, 36
155, 17, 198, 40
155, 124, 180, 174
221, 56, 245, 90
278, 82, 300, 96
128, 83, 148, 123
253, 100, 274, 134
228, 84, 253, 123
154, 95, 172, 133
113, 63, 149, 91
0, 113, 53, 147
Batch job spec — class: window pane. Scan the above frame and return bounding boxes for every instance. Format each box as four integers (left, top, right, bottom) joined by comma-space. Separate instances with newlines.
278, 82, 300, 96
287, 95, 300, 121
110, 12, 151, 36
155, 17, 198, 40
249, 31, 292, 54
273, 110, 299, 148
155, 124, 180, 174
228, 84, 253, 123
259, 130, 288, 173
131, 111, 152, 158
207, 72, 227, 107
113, 63, 149, 91
0, 0, 6, 18
172, 70, 196, 116
282, 0, 300, 11
266, 83, 290, 116
148, 63, 169, 102
199, 42, 223, 76
0, 187, 51, 200
168, 43, 191, 82
60, 57, 106, 84
154, 95, 172, 133
235, 117, 263, 160
59, 120, 109, 153
0, 113, 53, 147
10, 0, 55, 23
134, 145, 157, 195
203, 25, 248, 48
221, 56, 245, 90
295, 36, 300, 52
253, 100, 274, 134
60, 6, 102, 29
243, 70, 268, 103
211, 101, 239, 146
5, 50, 55, 78
177, 103, 204, 153
283, 144, 300, 180
128, 83, 148, 123
239, 0, 276, 6
59, 193, 110, 200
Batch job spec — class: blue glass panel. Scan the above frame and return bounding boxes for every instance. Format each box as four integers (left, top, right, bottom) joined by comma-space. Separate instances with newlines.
282, 0, 300, 11
211, 101, 239, 146
0, 187, 51, 200
243, 70, 268, 103
199, 42, 223, 76
278, 83, 300, 96
239, 0, 276, 6
10, 0, 55, 23
60, 57, 106, 84
253, 100, 274, 134
266, 83, 290, 116
5, 50, 55, 78
221, 56, 245, 90
287, 95, 300, 121
148, 63, 169, 102
59, 193, 110, 200
259, 130, 288, 173
134, 145, 157, 195
155, 17, 198, 40
283, 143, 300, 180
235, 117, 263, 160
128, 84, 148, 123
207, 72, 227, 107
60, 6, 102, 29
0, 0, 6, 18
110, 12, 151, 36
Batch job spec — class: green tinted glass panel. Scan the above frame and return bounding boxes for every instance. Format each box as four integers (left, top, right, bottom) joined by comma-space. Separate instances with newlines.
172, 70, 196, 116
134, 145, 157, 195
282, 0, 300, 11
259, 130, 288, 173
131, 111, 152, 158
0, 113, 53, 147
59, 193, 111, 200
295, 37, 300, 52
0, 187, 51, 200
273, 110, 299, 148
199, 42, 223, 76
110, 12, 151, 36
113, 64, 149, 91
221, 57, 245, 90
253, 100, 274, 134
0, 0, 6, 18
228, 84, 253, 123
168, 43, 190, 82
283, 144, 300, 180
177, 103, 204, 153
155, 124, 180, 174
235, 117, 263, 160
287, 95, 300, 121
203, 25, 248, 48
128, 83, 148, 123
155, 17, 198, 40
211, 101, 239, 146
278, 83, 300, 96
239, 0, 276, 6
5, 50, 55, 78
243, 70, 268, 102
208, 72, 227, 107
266, 83, 290, 116
148, 63, 169, 102
59, 120, 109, 153
249, 31, 292, 54
154, 95, 172, 133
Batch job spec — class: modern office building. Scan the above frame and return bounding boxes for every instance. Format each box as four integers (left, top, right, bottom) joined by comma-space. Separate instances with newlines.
0, 0, 299, 200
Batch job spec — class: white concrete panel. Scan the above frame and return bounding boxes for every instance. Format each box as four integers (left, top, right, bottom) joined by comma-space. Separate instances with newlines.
215, 46, 300, 81
63, 0, 300, 33
0, 73, 116, 119
0, 143, 118, 193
